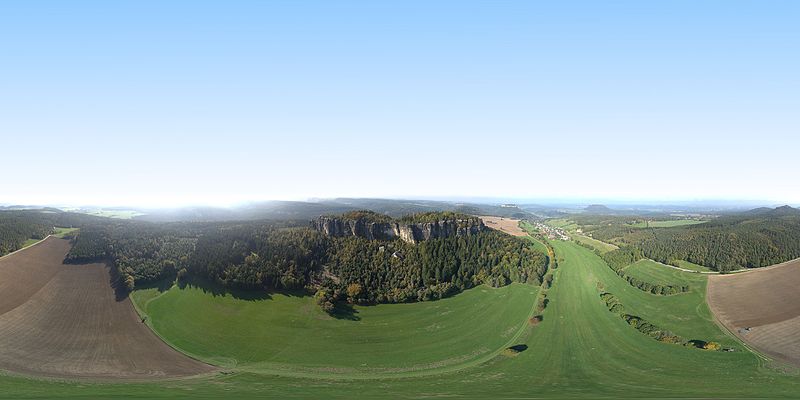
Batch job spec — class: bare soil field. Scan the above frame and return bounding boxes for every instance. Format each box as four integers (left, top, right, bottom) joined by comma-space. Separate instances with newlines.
0, 237, 214, 380
707, 258, 800, 366
479, 216, 526, 237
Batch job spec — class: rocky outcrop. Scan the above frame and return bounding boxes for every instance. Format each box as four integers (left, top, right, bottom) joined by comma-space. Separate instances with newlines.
313, 215, 486, 244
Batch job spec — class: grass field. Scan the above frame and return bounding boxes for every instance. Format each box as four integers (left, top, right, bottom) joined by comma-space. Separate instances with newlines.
3, 240, 800, 398
572, 233, 618, 253
19, 238, 39, 249
628, 219, 707, 228
132, 281, 539, 377
546, 218, 578, 230
623, 259, 700, 285
674, 260, 715, 272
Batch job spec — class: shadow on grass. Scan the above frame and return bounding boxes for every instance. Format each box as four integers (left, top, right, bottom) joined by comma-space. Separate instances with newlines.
687, 339, 708, 349
329, 302, 361, 321
134, 277, 175, 293
508, 344, 528, 352
173, 276, 314, 302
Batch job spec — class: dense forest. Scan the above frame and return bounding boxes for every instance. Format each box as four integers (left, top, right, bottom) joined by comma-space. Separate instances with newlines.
0, 210, 97, 256
64, 212, 548, 311
570, 207, 800, 272
317, 229, 548, 308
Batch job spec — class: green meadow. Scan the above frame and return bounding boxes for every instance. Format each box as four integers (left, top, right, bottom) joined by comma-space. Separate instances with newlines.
572, 233, 618, 253
132, 281, 539, 378
3, 240, 800, 398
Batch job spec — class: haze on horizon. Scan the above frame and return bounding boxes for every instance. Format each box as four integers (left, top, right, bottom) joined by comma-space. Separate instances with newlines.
2, 1, 798, 207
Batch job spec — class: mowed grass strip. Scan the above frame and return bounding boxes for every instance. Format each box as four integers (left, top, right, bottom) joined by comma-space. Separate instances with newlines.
623, 259, 700, 286
674, 259, 714, 273
133, 282, 538, 374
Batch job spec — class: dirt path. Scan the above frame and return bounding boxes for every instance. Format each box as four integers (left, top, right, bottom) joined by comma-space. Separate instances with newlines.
0, 237, 215, 380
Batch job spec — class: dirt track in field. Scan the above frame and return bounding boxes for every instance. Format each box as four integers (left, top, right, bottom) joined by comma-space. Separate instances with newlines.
479, 216, 526, 237
707, 258, 800, 367
0, 237, 215, 380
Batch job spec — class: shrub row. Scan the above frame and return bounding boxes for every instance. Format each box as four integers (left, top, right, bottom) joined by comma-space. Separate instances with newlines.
600, 292, 718, 349
600, 247, 689, 296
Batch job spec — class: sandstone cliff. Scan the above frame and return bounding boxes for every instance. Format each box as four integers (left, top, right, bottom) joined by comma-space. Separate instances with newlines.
313, 213, 486, 244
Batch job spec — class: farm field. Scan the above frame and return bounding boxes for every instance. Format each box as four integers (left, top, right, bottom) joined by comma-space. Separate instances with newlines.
0, 237, 213, 379
2, 239, 800, 398
707, 258, 800, 367
479, 215, 526, 236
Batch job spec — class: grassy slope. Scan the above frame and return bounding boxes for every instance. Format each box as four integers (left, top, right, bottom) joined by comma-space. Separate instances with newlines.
572, 233, 618, 253
547, 218, 578, 230
133, 282, 539, 376
2, 241, 800, 398
611, 259, 731, 344
624, 259, 699, 284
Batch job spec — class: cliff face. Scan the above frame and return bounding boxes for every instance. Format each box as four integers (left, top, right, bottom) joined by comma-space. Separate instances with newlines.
313, 216, 486, 244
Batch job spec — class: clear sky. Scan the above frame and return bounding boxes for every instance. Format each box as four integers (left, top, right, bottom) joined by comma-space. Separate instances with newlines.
1, 1, 798, 207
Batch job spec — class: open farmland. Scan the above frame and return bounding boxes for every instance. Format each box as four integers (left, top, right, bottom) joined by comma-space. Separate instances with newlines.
0, 237, 214, 379
1, 238, 800, 397
707, 258, 800, 367
479, 215, 526, 236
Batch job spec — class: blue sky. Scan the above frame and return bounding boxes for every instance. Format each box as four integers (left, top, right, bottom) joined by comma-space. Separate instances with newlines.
1, 1, 798, 207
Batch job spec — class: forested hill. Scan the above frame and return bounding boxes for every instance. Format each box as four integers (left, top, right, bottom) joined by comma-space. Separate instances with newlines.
65, 212, 549, 312
0, 210, 99, 256
575, 206, 800, 272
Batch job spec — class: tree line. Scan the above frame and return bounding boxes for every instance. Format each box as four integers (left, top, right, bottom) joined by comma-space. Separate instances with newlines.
570, 209, 800, 272
0, 210, 99, 256
63, 212, 549, 312
601, 247, 689, 296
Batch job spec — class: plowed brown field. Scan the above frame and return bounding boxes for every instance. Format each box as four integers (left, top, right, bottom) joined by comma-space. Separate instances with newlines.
480, 216, 525, 236
0, 237, 214, 379
707, 258, 800, 367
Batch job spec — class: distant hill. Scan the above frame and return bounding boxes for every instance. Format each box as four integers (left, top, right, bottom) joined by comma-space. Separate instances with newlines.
584, 204, 616, 214
130, 198, 543, 223
745, 205, 800, 217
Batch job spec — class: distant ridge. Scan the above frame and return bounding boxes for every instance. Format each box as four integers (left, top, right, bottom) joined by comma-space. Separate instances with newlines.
584, 204, 615, 214
746, 205, 800, 217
